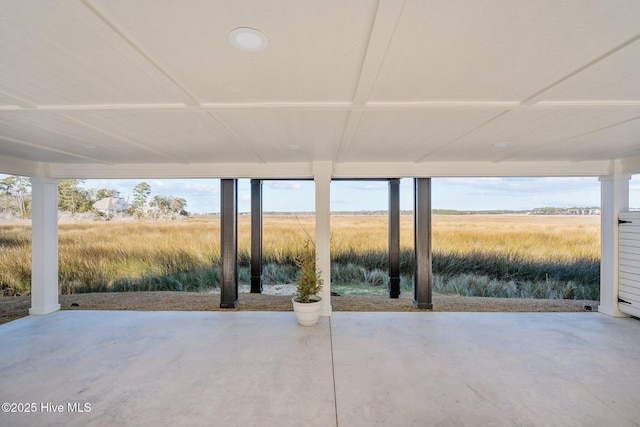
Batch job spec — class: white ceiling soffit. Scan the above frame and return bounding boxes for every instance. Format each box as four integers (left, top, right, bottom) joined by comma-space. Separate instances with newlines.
0, 0, 640, 178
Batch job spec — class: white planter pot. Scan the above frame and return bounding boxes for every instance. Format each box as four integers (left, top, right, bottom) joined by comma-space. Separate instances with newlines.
292, 296, 323, 326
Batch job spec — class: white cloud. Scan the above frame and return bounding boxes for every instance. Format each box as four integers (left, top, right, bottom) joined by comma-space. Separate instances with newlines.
265, 181, 303, 190
432, 177, 601, 210
352, 182, 387, 191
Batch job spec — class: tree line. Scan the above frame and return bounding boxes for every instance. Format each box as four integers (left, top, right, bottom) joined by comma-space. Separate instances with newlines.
0, 176, 187, 219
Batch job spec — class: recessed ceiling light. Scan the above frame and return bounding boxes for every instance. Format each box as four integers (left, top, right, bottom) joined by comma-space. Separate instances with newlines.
228, 27, 268, 51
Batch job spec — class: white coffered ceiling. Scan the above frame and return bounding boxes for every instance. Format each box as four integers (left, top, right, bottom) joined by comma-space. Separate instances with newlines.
1, 0, 639, 179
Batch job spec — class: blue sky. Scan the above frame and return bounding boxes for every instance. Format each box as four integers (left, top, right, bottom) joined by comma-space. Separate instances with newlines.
77, 175, 640, 214
2, 174, 638, 213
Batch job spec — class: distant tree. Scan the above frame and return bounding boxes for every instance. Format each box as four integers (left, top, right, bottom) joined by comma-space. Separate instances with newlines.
0, 176, 16, 213
170, 197, 187, 216
95, 188, 121, 200
58, 179, 93, 213
149, 195, 188, 218
132, 182, 151, 212
0, 175, 31, 217
14, 176, 29, 217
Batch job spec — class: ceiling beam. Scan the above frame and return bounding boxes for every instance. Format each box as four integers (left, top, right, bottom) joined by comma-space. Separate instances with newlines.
0, 103, 353, 113
34, 159, 613, 180
351, 0, 406, 106
334, 160, 611, 178
336, 0, 406, 162
0, 156, 41, 176
620, 156, 640, 175
0, 101, 638, 113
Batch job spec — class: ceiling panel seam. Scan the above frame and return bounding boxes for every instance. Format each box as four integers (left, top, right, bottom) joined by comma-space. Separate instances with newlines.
205, 112, 266, 163
495, 114, 640, 162
336, 0, 405, 163
200, 103, 353, 111
0, 103, 355, 113
80, 0, 201, 107
579, 146, 640, 163
56, 113, 178, 161
415, 110, 511, 162
0, 91, 37, 110
336, 110, 364, 163
521, 32, 640, 106
352, 0, 406, 106
580, 144, 640, 163
365, 101, 520, 109
535, 101, 640, 108
0, 135, 111, 164
34, 104, 189, 112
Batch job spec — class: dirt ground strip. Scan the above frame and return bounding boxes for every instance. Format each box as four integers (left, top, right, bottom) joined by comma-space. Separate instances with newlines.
0, 292, 598, 326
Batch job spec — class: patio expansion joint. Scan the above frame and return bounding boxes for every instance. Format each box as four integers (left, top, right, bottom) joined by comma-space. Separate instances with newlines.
329, 317, 339, 427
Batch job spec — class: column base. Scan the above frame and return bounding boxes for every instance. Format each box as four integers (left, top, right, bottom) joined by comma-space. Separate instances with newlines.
320, 305, 332, 317
413, 301, 433, 310
388, 278, 401, 298
220, 300, 238, 309
598, 305, 629, 318
29, 304, 61, 315
250, 276, 263, 293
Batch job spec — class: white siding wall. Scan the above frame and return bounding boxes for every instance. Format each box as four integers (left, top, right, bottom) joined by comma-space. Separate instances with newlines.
618, 211, 640, 317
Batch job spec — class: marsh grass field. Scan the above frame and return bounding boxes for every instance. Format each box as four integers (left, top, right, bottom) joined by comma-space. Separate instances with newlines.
0, 214, 600, 301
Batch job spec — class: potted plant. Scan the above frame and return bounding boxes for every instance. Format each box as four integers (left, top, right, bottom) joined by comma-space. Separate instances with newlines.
292, 242, 323, 326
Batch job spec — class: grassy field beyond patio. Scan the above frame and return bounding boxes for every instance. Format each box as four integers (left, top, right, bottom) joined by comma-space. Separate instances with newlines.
0, 214, 600, 300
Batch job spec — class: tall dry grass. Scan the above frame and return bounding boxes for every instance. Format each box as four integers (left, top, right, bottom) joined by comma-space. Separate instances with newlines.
0, 215, 600, 299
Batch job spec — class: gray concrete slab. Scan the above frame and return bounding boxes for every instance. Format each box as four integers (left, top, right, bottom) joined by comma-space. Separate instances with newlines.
0, 311, 639, 426
0, 311, 335, 427
331, 312, 640, 427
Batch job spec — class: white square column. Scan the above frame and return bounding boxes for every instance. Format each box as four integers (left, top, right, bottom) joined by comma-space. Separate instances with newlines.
313, 161, 332, 316
29, 177, 60, 315
599, 173, 630, 317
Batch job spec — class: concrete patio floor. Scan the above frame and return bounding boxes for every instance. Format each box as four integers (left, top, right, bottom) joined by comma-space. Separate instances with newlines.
1, 311, 639, 427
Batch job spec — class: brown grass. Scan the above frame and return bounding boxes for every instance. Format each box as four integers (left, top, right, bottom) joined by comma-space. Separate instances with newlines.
0, 214, 601, 324
1, 214, 600, 295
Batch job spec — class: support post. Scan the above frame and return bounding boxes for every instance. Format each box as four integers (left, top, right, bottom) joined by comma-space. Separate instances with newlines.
250, 179, 263, 293
313, 161, 332, 316
388, 178, 401, 298
220, 179, 238, 308
599, 173, 630, 317
414, 178, 433, 309
29, 177, 61, 315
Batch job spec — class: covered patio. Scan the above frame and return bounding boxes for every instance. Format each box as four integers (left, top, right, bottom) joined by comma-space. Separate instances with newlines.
1, 0, 639, 318
1, 1, 640, 424
2, 311, 640, 426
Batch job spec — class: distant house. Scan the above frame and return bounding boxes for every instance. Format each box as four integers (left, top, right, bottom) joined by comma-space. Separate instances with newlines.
531, 207, 601, 216
93, 197, 129, 215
